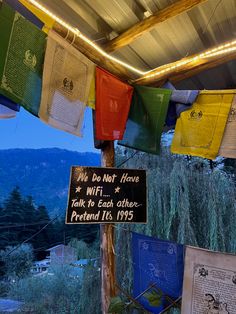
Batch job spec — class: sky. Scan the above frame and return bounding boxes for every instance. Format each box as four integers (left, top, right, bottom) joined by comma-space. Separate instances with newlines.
0, 107, 97, 152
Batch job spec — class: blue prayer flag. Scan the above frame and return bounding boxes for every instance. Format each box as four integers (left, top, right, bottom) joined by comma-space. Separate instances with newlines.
132, 232, 184, 313
0, 95, 20, 112
4, 0, 44, 28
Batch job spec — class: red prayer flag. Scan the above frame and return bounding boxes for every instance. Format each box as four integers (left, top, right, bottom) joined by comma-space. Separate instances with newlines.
95, 67, 134, 140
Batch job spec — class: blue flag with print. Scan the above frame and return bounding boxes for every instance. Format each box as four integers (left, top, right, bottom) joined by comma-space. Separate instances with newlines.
4, 0, 44, 29
0, 95, 20, 112
132, 232, 184, 313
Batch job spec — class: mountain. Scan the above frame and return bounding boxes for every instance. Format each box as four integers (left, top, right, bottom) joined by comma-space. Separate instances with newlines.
0, 148, 100, 214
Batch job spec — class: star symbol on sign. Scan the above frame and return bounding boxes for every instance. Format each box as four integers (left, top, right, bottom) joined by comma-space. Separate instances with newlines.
76, 186, 82, 193
114, 186, 120, 193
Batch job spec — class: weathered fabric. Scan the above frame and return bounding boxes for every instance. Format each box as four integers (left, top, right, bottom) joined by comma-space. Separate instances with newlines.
87, 71, 95, 109
118, 86, 172, 154
165, 88, 199, 127
132, 232, 184, 313
19, 0, 54, 33
95, 67, 133, 140
4, 0, 43, 28
170, 90, 199, 104
219, 95, 236, 158
39, 31, 94, 136
0, 3, 46, 116
171, 90, 235, 160
182, 246, 236, 314
0, 95, 20, 112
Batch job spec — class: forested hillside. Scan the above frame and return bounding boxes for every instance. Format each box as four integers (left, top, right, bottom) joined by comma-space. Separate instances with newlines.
0, 148, 100, 214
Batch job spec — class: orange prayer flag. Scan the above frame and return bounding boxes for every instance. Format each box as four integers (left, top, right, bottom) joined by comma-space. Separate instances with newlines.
95, 67, 133, 140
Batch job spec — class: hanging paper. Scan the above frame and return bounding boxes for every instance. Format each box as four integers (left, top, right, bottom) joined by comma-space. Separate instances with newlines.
219, 96, 236, 158
95, 67, 133, 140
118, 86, 172, 154
182, 246, 236, 314
39, 31, 94, 137
132, 232, 184, 313
171, 90, 235, 160
0, 3, 46, 116
19, 0, 54, 33
4, 0, 44, 28
0, 95, 20, 112
0, 104, 17, 119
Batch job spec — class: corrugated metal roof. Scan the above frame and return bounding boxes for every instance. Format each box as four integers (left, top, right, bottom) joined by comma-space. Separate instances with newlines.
42, 0, 236, 89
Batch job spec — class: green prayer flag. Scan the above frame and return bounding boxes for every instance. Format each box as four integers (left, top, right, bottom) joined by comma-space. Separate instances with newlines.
0, 3, 46, 116
118, 85, 172, 154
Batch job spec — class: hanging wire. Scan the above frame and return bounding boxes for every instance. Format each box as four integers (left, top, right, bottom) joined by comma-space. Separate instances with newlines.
202, 0, 223, 34
4, 214, 62, 257
116, 150, 139, 168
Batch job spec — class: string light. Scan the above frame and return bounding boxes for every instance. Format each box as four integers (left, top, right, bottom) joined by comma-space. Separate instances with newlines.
142, 40, 236, 80
26, 0, 236, 81
27, 0, 146, 76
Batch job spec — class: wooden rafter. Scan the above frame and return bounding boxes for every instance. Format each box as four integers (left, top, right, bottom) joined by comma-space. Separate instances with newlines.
53, 22, 138, 81
104, 0, 207, 53
134, 48, 236, 86
53, 21, 236, 88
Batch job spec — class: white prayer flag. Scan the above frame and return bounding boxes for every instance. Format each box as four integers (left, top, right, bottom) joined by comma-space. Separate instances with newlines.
182, 246, 236, 314
39, 30, 94, 136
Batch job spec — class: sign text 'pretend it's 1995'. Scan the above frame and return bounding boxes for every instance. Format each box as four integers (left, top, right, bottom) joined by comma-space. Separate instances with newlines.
66, 167, 147, 224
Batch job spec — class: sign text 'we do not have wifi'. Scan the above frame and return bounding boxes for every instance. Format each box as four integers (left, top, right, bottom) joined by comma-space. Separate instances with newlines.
66, 167, 147, 224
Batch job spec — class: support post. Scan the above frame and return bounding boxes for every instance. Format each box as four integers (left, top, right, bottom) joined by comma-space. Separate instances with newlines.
100, 141, 116, 313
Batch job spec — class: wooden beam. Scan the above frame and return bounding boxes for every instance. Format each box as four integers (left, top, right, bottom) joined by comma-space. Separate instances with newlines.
100, 142, 116, 314
134, 48, 236, 86
53, 22, 138, 81
104, 0, 207, 53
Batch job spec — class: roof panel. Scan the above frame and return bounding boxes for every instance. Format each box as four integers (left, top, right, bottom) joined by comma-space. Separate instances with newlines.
40, 0, 236, 89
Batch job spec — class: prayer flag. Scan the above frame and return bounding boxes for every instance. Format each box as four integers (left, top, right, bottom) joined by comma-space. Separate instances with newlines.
164, 87, 199, 127
0, 104, 17, 119
92, 109, 108, 149
39, 31, 94, 137
170, 90, 199, 104
132, 232, 184, 313
0, 3, 46, 116
87, 71, 95, 109
95, 67, 133, 140
4, 0, 44, 28
182, 246, 236, 314
19, 0, 54, 33
219, 95, 236, 158
0, 95, 20, 112
171, 90, 235, 160
118, 86, 172, 154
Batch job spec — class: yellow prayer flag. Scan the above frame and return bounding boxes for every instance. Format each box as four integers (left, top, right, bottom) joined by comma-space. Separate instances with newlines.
19, 0, 54, 33
87, 71, 95, 109
171, 90, 236, 160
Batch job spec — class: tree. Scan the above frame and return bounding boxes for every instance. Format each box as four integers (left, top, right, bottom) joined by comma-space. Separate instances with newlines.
0, 244, 33, 279
0, 187, 24, 248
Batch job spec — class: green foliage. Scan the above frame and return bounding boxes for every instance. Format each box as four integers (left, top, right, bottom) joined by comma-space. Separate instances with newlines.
0, 244, 33, 279
108, 296, 126, 313
115, 146, 236, 313
69, 237, 100, 260
143, 289, 162, 307
78, 263, 101, 314
9, 265, 81, 314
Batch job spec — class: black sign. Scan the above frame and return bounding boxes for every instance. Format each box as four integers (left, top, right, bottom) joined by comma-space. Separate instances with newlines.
66, 167, 146, 224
